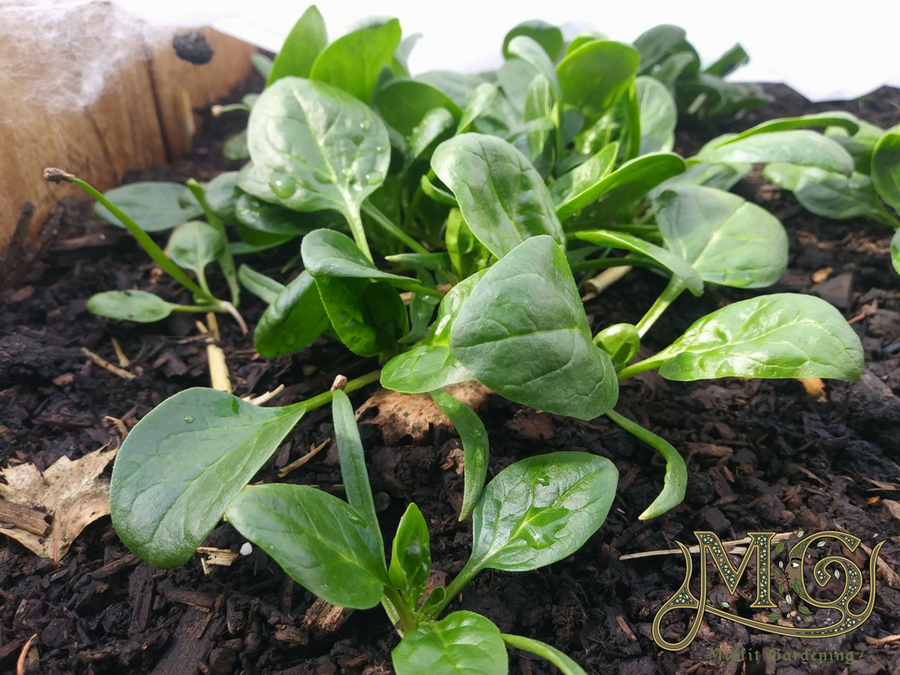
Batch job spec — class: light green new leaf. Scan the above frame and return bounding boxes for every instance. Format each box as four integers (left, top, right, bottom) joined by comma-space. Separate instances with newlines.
650, 294, 864, 381
654, 186, 788, 288
430, 390, 489, 519
550, 143, 618, 221
166, 221, 226, 278
87, 290, 175, 323
449, 236, 618, 420
389, 503, 431, 604
267, 5, 327, 85
891, 230, 900, 275
464, 452, 617, 573
393, 611, 507, 675
375, 80, 461, 137
636, 76, 676, 155
872, 125, 900, 212
695, 130, 855, 177
503, 20, 564, 61
95, 182, 202, 232
110, 390, 305, 567
719, 111, 860, 146
254, 271, 330, 357
556, 40, 640, 121
575, 230, 703, 295
238, 265, 285, 304
432, 134, 565, 258
309, 18, 401, 102
226, 484, 387, 609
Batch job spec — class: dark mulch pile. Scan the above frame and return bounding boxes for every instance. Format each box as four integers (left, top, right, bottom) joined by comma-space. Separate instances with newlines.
1, 81, 900, 675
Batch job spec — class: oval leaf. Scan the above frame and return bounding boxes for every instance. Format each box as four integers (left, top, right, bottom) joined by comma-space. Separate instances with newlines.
393, 611, 507, 675
467, 452, 617, 572
721, 112, 860, 145
87, 290, 174, 323
302, 229, 423, 290
653, 294, 864, 381
317, 277, 408, 356
167, 221, 226, 276
375, 80, 461, 137
550, 143, 619, 221
449, 236, 618, 420
503, 20, 564, 61
110, 390, 305, 567
556, 41, 640, 121
255, 271, 330, 357
654, 186, 788, 288
389, 503, 431, 604
432, 133, 565, 258
636, 76, 676, 155
226, 484, 387, 609
872, 125, 900, 213
267, 5, 328, 85
95, 182, 202, 232
695, 131, 855, 177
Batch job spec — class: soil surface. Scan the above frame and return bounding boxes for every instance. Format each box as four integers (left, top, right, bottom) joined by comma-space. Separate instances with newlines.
2, 80, 900, 675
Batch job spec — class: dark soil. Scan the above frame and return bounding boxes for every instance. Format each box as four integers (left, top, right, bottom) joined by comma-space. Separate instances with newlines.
2, 80, 900, 675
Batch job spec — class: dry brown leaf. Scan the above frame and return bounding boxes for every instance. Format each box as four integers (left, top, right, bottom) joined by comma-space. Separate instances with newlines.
811, 267, 833, 284
0, 446, 117, 562
798, 377, 826, 400
358, 382, 490, 444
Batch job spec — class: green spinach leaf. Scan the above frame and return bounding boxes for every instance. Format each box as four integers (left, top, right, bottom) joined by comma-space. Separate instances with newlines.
393, 611, 507, 675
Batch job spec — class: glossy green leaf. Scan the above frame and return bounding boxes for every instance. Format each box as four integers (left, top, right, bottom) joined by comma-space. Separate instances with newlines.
550, 143, 618, 221
409, 107, 456, 161
654, 186, 787, 288
389, 503, 431, 604
575, 230, 702, 295
381, 271, 484, 393
430, 390, 489, 519
241, 78, 390, 232
87, 290, 175, 323
449, 236, 618, 420
872, 125, 900, 212
226, 484, 387, 609
556, 41, 640, 121
333, 389, 384, 557
503, 20, 563, 61
235, 192, 333, 236
507, 36, 560, 102
317, 277, 408, 356
95, 182, 202, 232
267, 5, 327, 85
375, 80, 461, 137
310, 18, 401, 102
648, 294, 864, 381
432, 134, 565, 258
636, 76, 676, 155
891, 230, 900, 275
204, 172, 241, 222
695, 131, 855, 177
464, 452, 617, 573
826, 117, 884, 173
446, 208, 492, 280
393, 611, 507, 675
633, 25, 686, 74
456, 83, 500, 135
254, 271, 330, 357
110, 390, 306, 567
650, 163, 749, 196
497, 59, 539, 115
166, 221, 226, 277
704, 43, 749, 78
720, 112, 860, 146
593, 323, 640, 368
501, 634, 587, 675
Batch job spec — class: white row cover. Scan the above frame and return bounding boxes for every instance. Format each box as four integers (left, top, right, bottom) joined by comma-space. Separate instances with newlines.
117, 0, 899, 102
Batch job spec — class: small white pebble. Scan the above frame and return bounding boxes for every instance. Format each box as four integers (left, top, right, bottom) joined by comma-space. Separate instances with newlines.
240, 542, 253, 556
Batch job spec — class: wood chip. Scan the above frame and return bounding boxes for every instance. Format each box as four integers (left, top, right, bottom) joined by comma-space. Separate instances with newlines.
111, 337, 131, 367
883, 500, 900, 522
811, 267, 833, 284
799, 377, 826, 400
81, 347, 135, 380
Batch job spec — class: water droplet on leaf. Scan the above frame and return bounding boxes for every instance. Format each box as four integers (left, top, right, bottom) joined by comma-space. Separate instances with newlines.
269, 174, 296, 198
184, 416, 195, 424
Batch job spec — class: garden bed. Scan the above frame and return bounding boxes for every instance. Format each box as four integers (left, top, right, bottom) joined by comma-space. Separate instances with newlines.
1, 80, 900, 675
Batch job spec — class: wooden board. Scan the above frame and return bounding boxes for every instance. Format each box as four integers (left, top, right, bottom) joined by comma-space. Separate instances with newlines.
0, 25, 256, 256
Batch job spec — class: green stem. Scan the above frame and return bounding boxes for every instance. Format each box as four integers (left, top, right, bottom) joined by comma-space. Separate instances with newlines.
187, 179, 241, 307
426, 560, 480, 619
404, 283, 445, 299
48, 170, 213, 303
345, 207, 373, 263
635, 276, 685, 338
290, 370, 383, 414
383, 587, 417, 635
169, 303, 223, 314
403, 184, 424, 233
213, 102, 251, 115
361, 201, 430, 255
615, 354, 667, 381
624, 82, 642, 162
501, 634, 588, 675
606, 410, 687, 520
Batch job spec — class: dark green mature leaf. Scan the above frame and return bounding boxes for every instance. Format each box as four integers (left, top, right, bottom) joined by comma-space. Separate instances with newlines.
430, 390, 489, 519
204, 172, 241, 222
393, 611, 507, 675
255, 271, 330, 357
389, 503, 431, 604
501, 634, 587, 675
317, 277, 407, 356
167, 221, 225, 277
762, 165, 899, 227
556, 41, 640, 121
310, 18, 401, 102
872, 125, 900, 212
432, 134, 565, 258
235, 193, 332, 236
507, 36, 560, 102
574, 230, 702, 295
267, 5, 327, 85
241, 78, 389, 226
87, 290, 175, 323
375, 80, 462, 137
449, 236, 618, 420
654, 186, 788, 288
456, 83, 501, 135
238, 265, 285, 304
720, 112, 860, 145
110, 390, 305, 567
503, 20, 564, 61
649, 294, 864, 381
464, 452, 617, 572
695, 131, 855, 176
409, 107, 456, 161
226, 484, 387, 608
95, 182, 202, 232
381, 271, 484, 393
633, 24, 686, 74
636, 77, 676, 155
550, 143, 618, 220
